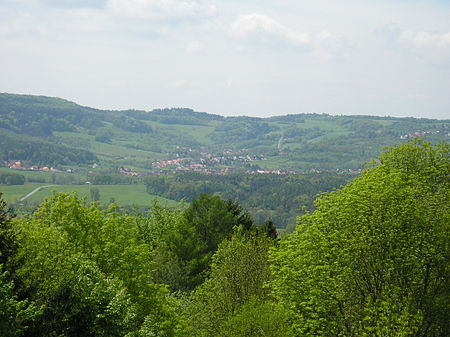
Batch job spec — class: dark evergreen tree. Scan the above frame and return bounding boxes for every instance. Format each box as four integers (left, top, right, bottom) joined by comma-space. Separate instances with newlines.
163, 194, 256, 290
260, 218, 277, 240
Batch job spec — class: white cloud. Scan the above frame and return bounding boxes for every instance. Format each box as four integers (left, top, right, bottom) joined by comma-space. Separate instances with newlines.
380, 25, 450, 51
398, 30, 450, 49
0, 7, 110, 39
107, 0, 216, 21
229, 14, 350, 59
65, 9, 109, 32
5, 0, 106, 8
314, 30, 351, 60
0, 0, 215, 43
0, 11, 46, 37
170, 79, 188, 88
230, 14, 310, 48
109, 80, 130, 87
186, 40, 204, 54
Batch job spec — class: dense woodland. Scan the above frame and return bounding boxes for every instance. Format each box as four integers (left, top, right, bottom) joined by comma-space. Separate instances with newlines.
144, 172, 353, 229
1, 140, 449, 336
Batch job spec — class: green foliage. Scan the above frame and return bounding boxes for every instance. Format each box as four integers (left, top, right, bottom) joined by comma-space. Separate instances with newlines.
128, 108, 223, 125
90, 173, 133, 185
0, 193, 15, 266
0, 265, 41, 337
0, 194, 40, 336
0, 129, 97, 166
26, 261, 137, 337
260, 217, 278, 239
152, 194, 256, 291
183, 195, 252, 252
270, 140, 450, 336
179, 194, 255, 290
0, 93, 104, 134
0, 172, 25, 185
95, 128, 112, 143
90, 187, 100, 201
220, 298, 294, 337
10, 192, 179, 336
188, 229, 277, 336
144, 172, 352, 228
211, 118, 279, 143
112, 116, 153, 133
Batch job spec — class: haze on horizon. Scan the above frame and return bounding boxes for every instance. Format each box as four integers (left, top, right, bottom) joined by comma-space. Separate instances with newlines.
0, 0, 449, 119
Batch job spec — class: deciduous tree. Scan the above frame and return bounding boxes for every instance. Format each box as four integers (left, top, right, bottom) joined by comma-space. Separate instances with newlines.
270, 140, 450, 336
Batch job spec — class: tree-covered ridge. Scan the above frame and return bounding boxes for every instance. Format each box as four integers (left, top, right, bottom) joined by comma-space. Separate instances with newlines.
0, 93, 105, 136
125, 108, 224, 125
0, 129, 97, 166
144, 172, 352, 228
1, 93, 449, 171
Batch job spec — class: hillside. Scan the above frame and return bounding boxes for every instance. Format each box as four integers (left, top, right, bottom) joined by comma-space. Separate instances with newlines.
1, 92, 449, 172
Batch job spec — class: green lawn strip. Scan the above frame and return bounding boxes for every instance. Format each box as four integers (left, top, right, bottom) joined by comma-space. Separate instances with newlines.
0, 167, 87, 184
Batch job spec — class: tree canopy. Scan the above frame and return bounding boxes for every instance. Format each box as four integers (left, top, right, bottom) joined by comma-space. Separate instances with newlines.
270, 140, 450, 336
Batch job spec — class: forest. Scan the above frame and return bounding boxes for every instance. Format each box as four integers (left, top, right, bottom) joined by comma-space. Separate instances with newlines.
1, 140, 448, 336
144, 172, 353, 229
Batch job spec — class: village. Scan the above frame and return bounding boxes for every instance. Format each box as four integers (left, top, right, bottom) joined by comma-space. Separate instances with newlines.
4, 150, 362, 178
6, 161, 69, 173
399, 129, 450, 139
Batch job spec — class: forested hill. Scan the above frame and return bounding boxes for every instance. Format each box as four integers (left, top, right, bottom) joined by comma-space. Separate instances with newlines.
1, 92, 449, 170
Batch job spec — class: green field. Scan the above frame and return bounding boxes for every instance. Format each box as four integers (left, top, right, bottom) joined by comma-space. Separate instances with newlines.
0, 183, 45, 204
0, 167, 66, 180
0, 183, 178, 207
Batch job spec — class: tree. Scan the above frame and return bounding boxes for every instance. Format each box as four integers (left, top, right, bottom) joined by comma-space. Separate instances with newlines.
0, 193, 15, 266
183, 194, 242, 252
260, 217, 277, 239
270, 140, 450, 336
90, 187, 100, 202
0, 265, 40, 337
188, 228, 274, 336
219, 298, 294, 337
0, 194, 40, 337
11, 192, 180, 336
166, 194, 256, 290
0, 173, 25, 185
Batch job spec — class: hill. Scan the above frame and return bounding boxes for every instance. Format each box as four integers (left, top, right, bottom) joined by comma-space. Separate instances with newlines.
1, 92, 449, 172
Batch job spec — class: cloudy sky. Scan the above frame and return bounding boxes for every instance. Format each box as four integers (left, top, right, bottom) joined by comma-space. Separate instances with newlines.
1, 0, 449, 119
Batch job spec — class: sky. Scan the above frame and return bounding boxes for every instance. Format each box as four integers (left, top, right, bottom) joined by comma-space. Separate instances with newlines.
0, 0, 449, 119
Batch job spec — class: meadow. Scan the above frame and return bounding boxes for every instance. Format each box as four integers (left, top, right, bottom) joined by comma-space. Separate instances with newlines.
0, 182, 178, 207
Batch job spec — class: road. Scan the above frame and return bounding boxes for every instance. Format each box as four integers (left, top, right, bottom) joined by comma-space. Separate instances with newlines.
19, 185, 56, 202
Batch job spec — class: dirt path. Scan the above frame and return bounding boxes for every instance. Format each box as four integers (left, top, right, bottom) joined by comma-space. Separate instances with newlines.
278, 136, 284, 150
